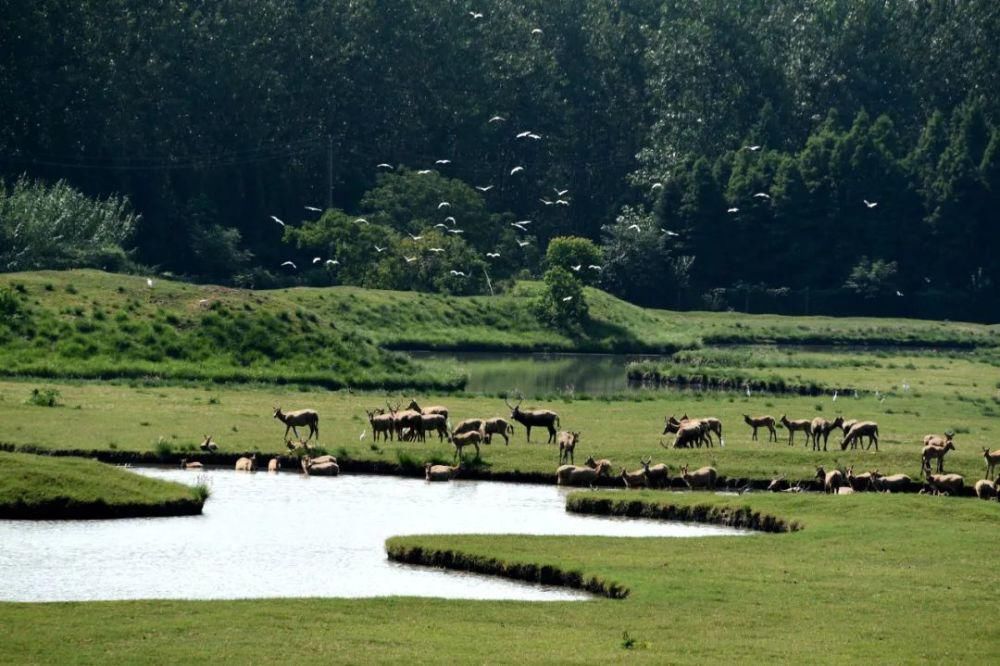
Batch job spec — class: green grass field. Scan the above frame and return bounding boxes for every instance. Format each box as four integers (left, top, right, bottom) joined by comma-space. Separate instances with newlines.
1, 491, 997, 663
2, 269, 999, 662
0, 451, 205, 518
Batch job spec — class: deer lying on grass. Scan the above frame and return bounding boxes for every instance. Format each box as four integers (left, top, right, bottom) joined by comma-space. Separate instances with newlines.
200, 435, 218, 452
921, 462, 963, 495
845, 465, 877, 492
640, 457, 670, 489
506, 396, 560, 443
974, 478, 999, 500
871, 472, 913, 493
743, 415, 777, 442
406, 400, 449, 421
556, 460, 610, 486
367, 409, 395, 442
179, 458, 203, 470
235, 453, 257, 472
620, 466, 647, 489
679, 465, 717, 490
557, 431, 580, 464
982, 447, 1000, 479
921, 441, 955, 475
484, 417, 515, 446
815, 466, 843, 494
273, 407, 319, 442
301, 455, 339, 476
584, 457, 613, 477
451, 429, 486, 461
780, 415, 812, 447
810, 416, 844, 451
425, 463, 460, 482
840, 421, 878, 451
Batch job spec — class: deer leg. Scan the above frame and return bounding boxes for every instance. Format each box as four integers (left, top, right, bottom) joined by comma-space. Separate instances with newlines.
770, 425, 777, 442
525, 425, 532, 443
474, 443, 480, 459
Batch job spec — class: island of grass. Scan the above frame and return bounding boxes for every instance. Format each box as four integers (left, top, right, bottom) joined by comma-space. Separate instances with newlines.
0, 451, 206, 519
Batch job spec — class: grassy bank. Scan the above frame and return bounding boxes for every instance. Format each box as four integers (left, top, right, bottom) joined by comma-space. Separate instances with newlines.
2, 491, 997, 662
1, 271, 996, 392
0, 451, 205, 519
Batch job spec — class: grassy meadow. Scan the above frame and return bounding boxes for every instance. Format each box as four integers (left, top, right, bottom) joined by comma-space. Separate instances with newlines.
2, 269, 1000, 663
0, 341, 997, 483
0, 451, 206, 518
1, 491, 997, 663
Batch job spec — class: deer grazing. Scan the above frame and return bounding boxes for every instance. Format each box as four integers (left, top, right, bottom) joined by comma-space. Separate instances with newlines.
665, 416, 713, 447
367, 408, 395, 442
743, 415, 777, 442
842, 420, 874, 449
780, 415, 812, 447
840, 420, 878, 451
557, 431, 580, 464
921, 440, 955, 475
200, 435, 218, 452
273, 407, 319, 442
982, 447, 1000, 479
484, 417, 515, 446
662, 419, 709, 449
810, 416, 844, 451
505, 396, 560, 443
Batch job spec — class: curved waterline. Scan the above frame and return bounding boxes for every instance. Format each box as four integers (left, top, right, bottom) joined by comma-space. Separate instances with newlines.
0, 469, 744, 602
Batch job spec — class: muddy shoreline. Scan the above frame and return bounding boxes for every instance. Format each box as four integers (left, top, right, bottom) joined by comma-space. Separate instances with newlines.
0, 497, 204, 520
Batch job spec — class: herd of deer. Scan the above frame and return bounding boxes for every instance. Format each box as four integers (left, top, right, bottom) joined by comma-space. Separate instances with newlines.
177, 400, 1000, 499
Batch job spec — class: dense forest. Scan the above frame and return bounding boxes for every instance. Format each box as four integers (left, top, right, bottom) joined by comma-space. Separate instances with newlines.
1, 1, 998, 320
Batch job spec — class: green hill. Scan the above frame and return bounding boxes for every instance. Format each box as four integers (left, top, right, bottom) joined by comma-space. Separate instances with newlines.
0, 270, 995, 390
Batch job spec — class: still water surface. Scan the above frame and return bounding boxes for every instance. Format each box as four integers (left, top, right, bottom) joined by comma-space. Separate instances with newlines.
0, 469, 741, 602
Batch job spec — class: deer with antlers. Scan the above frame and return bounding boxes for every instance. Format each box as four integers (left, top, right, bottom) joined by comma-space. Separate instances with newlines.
505, 395, 560, 444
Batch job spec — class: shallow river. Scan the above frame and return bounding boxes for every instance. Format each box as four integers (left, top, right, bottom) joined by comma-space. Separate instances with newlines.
0, 469, 741, 602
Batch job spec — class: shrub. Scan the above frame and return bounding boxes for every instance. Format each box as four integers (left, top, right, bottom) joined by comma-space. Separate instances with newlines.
26, 388, 61, 407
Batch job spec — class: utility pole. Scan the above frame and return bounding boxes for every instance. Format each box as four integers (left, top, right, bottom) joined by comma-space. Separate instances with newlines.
326, 134, 333, 209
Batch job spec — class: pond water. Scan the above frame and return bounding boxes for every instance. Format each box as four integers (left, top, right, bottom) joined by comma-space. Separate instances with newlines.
410, 351, 665, 395
0, 469, 742, 602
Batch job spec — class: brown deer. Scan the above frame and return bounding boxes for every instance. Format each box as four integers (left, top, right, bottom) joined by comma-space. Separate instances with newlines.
810, 416, 844, 451
557, 431, 580, 464
484, 417, 515, 446
366, 408, 395, 442
273, 407, 319, 442
982, 447, 1000, 480
505, 396, 560, 444
743, 414, 777, 442
780, 415, 812, 447
387, 402, 424, 442
406, 399, 449, 421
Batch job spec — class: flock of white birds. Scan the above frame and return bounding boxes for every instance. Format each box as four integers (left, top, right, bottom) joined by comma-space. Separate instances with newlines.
262, 13, 882, 289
